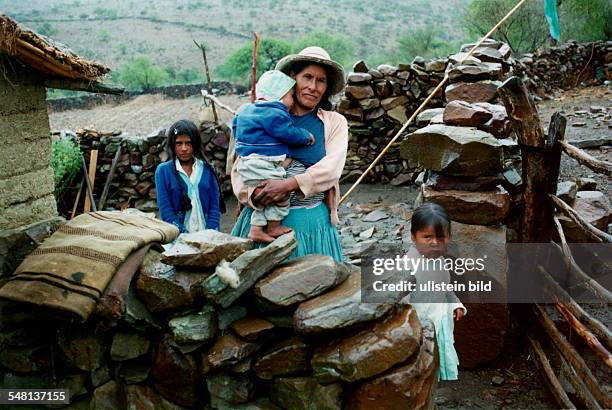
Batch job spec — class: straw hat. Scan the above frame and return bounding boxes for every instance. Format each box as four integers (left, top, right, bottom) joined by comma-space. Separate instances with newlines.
275, 46, 346, 95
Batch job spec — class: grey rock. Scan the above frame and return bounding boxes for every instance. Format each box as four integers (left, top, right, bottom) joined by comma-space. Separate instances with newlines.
556, 181, 578, 205
353, 60, 369, 73
416, 108, 445, 127
110, 332, 150, 361
270, 377, 342, 410
168, 305, 217, 343
207, 372, 255, 404
359, 227, 375, 239
218, 305, 248, 330
347, 72, 372, 83
363, 209, 389, 222
377, 64, 398, 76
448, 62, 502, 82
445, 81, 501, 104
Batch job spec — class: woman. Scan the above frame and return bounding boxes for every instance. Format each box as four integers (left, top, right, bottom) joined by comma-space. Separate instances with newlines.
155, 119, 221, 233
230, 47, 348, 261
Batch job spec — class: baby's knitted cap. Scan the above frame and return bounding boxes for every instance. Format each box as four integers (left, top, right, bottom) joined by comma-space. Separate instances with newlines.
256, 70, 295, 101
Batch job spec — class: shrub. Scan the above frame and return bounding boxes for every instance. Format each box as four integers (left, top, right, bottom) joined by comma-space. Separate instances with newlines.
51, 138, 81, 199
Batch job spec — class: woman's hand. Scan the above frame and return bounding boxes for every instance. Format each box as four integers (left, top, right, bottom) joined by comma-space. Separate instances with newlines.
252, 178, 298, 206
453, 307, 465, 321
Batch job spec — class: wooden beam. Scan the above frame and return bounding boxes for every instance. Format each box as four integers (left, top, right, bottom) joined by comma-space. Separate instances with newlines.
534, 304, 611, 409
558, 139, 612, 177
550, 194, 612, 243
527, 334, 576, 409
82, 150, 98, 213
44, 77, 124, 95
250, 32, 260, 103
97, 145, 122, 210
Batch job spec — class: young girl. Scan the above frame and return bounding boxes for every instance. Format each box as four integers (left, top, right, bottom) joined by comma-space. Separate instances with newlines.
403, 202, 466, 381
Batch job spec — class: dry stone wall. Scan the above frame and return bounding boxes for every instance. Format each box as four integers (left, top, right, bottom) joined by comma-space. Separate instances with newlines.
0, 57, 57, 230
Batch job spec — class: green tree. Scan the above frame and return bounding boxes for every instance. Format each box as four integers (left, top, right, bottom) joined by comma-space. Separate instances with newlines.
293, 31, 356, 68
216, 38, 292, 84
558, 0, 611, 42
394, 26, 460, 62
50, 138, 81, 199
463, 0, 549, 53
115, 57, 169, 91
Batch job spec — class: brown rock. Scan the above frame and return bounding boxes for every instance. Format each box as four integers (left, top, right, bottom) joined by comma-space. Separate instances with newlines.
342, 107, 363, 121
358, 98, 380, 110
443, 100, 493, 128
0, 345, 50, 373
161, 230, 253, 268
353, 60, 369, 73
203, 334, 259, 372
387, 105, 408, 124
230, 317, 275, 341
293, 267, 393, 334
445, 81, 500, 103
365, 107, 385, 120
448, 62, 502, 82
556, 181, 578, 205
472, 47, 505, 64
374, 81, 393, 98
124, 384, 187, 410
422, 185, 511, 225
58, 326, 105, 371
270, 377, 342, 410
111, 332, 150, 361
346, 320, 438, 410
254, 255, 350, 307
345, 85, 375, 100
253, 337, 310, 380
474, 102, 511, 138
381, 96, 408, 111
91, 381, 121, 410
311, 305, 422, 383
347, 72, 372, 84
558, 191, 611, 242
390, 173, 414, 186
207, 372, 255, 404
152, 335, 200, 407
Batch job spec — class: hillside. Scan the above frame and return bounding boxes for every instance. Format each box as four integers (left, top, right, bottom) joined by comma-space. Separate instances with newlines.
1, 0, 471, 79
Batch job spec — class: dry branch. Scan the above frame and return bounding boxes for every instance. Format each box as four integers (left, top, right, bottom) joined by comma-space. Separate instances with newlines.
201, 90, 236, 115
98, 145, 123, 210
559, 139, 612, 177
550, 194, 612, 243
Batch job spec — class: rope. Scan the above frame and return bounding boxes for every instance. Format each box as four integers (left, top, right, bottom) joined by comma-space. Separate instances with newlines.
339, 0, 530, 204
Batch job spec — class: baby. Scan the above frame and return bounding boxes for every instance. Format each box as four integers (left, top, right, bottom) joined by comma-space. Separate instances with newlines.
233, 70, 314, 243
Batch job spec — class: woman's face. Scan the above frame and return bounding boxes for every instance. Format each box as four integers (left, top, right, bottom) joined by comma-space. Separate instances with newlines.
174, 135, 194, 163
292, 64, 328, 113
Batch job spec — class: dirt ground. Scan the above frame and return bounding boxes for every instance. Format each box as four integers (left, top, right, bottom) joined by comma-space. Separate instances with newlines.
48, 86, 611, 410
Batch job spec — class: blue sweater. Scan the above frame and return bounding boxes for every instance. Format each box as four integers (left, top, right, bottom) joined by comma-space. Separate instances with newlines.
155, 160, 220, 232
233, 101, 312, 157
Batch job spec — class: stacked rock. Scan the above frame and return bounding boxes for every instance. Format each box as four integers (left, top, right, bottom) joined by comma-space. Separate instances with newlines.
337, 58, 448, 185
399, 39, 516, 368
0, 230, 438, 409
513, 40, 612, 97
66, 122, 232, 214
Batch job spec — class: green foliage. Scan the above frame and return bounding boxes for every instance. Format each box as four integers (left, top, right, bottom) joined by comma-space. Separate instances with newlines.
216, 38, 292, 84
464, 0, 548, 53
50, 138, 81, 199
394, 26, 460, 62
293, 32, 356, 68
115, 57, 169, 91
559, 0, 612, 42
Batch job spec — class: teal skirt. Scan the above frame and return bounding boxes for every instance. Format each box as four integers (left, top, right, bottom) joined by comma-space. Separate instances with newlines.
231, 203, 344, 262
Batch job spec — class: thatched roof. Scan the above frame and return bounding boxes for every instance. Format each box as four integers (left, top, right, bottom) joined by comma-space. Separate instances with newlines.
0, 14, 110, 81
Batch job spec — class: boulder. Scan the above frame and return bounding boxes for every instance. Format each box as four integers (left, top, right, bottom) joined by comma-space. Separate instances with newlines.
443, 101, 493, 128
253, 337, 310, 380
254, 255, 350, 307
198, 233, 297, 308
415, 108, 445, 127
400, 124, 503, 177
346, 320, 438, 409
445, 81, 501, 103
311, 306, 421, 383
270, 377, 342, 410
421, 185, 511, 225
161, 230, 253, 268
293, 267, 393, 334
168, 305, 217, 343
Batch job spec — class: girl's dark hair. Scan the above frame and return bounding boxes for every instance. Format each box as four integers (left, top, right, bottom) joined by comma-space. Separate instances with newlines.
166, 119, 205, 161
288, 61, 333, 111
411, 202, 451, 238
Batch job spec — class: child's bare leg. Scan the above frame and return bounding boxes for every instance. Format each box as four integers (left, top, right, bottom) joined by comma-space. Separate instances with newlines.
267, 220, 293, 237
281, 157, 293, 169
249, 224, 276, 243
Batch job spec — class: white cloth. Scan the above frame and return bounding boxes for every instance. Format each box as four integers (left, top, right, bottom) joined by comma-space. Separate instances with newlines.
175, 158, 206, 233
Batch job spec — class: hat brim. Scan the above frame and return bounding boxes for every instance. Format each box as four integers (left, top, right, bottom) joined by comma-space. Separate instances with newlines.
275, 54, 346, 95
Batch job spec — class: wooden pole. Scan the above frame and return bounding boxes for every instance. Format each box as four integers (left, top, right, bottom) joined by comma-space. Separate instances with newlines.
558, 140, 612, 177
251, 32, 260, 103
193, 40, 219, 123
81, 151, 98, 213
70, 178, 84, 220
339, 0, 530, 204
97, 145, 122, 210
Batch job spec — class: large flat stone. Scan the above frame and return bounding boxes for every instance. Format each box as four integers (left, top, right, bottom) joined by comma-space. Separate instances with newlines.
253, 337, 310, 380
445, 81, 501, 103
400, 124, 503, 177
422, 185, 511, 225
254, 255, 350, 307
230, 317, 275, 341
345, 85, 375, 100
346, 320, 438, 409
448, 62, 502, 82
270, 377, 342, 410
443, 100, 493, 128
161, 230, 253, 268
415, 108, 445, 127
293, 267, 393, 334
198, 233, 297, 308
311, 305, 421, 383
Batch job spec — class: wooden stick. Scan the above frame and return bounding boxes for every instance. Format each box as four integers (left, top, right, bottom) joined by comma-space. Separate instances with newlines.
558, 350, 603, 409
558, 139, 612, 177
15, 39, 79, 78
539, 264, 612, 350
340, 0, 531, 204
554, 302, 612, 368
44, 77, 124, 95
193, 40, 219, 123
534, 304, 611, 409
201, 90, 236, 115
82, 150, 98, 213
527, 334, 576, 409
250, 32, 260, 104
70, 178, 84, 220
550, 194, 612, 243
98, 145, 122, 210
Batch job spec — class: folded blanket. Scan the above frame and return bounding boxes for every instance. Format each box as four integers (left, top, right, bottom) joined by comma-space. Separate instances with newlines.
0, 211, 179, 322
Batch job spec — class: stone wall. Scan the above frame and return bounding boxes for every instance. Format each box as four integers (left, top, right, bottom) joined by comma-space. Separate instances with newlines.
0, 56, 57, 230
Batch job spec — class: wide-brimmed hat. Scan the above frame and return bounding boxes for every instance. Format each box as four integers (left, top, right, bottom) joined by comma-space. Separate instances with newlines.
275, 46, 345, 95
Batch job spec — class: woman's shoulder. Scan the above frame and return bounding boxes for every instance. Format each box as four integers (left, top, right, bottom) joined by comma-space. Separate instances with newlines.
156, 160, 174, 174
